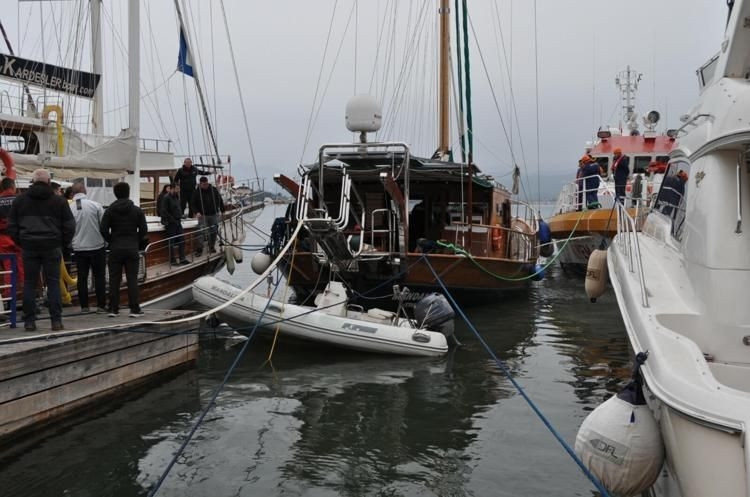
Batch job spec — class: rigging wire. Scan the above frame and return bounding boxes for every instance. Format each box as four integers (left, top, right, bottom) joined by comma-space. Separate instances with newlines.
219, 0, 260, 180
533, 0, 541, 209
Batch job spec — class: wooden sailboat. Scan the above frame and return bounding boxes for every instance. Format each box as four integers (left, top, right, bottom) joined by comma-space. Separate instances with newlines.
273, 0, 539, 306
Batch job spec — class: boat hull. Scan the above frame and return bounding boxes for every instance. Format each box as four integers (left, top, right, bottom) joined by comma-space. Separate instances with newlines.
193, 276, 449, 357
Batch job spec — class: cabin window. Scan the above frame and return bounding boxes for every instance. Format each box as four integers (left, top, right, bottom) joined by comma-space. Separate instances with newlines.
447, 202, 487, 224
594, 156, 609, 171
654, 160, 690, 240
633, 156, 651, 174
86, 177, 104, 187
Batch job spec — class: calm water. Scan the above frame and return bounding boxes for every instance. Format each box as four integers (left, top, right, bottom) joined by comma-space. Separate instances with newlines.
0, 206, 632, 497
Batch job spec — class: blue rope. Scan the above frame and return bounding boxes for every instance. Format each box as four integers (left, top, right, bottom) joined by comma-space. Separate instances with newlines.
421, 255, 612, 497
146, 277, 283, 497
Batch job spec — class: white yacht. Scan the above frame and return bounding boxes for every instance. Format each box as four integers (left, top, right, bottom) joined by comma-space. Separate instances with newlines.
608, 2, 750, 495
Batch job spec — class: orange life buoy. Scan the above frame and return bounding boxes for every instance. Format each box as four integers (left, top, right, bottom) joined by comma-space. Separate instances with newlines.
491, 226, 502, 251
0, 149, 16, 180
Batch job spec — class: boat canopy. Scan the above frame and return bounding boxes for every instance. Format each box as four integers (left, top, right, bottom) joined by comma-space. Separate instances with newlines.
307, 151, 497, 189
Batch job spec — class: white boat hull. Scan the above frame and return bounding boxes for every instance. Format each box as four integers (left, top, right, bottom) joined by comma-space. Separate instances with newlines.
192, 276, 449, 357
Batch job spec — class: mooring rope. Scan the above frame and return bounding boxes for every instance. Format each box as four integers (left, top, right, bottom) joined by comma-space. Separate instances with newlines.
420, 255, 611, 497
145, 275, 283, 497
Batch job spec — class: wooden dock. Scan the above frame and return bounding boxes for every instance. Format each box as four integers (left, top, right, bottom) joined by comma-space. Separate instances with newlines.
0, 308, 199, 441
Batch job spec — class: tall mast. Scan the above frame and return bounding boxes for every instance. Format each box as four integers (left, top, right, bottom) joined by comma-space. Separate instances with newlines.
91, 0, 103, 135
128, 0, 141, 204
438, 0, 450, 157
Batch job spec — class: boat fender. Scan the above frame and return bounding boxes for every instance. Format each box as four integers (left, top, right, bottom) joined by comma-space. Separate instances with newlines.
539, 242, 554, 258
538, 219, 552, 244
251, 251, 272, 275
575, 353, 663, 497
530, 263, 545, 281
491, 226, 502, 251
232, 244, 244, 263
225, 244, 236, 275
585, 249, 608, 303
414, 293, 455, 338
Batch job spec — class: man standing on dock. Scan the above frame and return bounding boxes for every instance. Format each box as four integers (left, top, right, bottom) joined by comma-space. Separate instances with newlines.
100, 182, 148, 318
70, 182, 107, 314
173, 158, 210, 217
191, 176, 225, 256
8, 169, 75, 332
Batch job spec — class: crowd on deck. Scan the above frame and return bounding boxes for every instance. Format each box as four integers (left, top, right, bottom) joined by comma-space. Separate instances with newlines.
0, 158, 225, 332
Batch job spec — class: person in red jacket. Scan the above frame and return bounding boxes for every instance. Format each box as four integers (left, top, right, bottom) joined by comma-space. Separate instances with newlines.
0, 177, 23, 298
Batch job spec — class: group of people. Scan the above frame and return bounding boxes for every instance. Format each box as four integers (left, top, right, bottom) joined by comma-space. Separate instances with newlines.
575, 147, 631, 209
0, 158, 226, 332
0, 169, 147, 331
161, 158, 225, 263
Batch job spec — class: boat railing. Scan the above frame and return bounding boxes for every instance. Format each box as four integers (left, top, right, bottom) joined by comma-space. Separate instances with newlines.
140, 138, 173, 152
141, 205, 248, 275
615, 201, 649, 307
447, 221, 538, 262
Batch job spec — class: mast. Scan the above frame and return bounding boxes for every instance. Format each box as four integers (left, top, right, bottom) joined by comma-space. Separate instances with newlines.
438, 0, 450, 157
128, 0, 141, 204
91, 0, 103, 135
173, 0, 222, 165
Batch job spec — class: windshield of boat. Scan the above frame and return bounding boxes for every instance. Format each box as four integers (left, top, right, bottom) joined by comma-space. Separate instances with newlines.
654, 160, 690, 240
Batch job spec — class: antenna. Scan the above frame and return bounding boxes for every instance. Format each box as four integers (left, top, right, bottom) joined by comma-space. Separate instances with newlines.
615, 65, 643, 135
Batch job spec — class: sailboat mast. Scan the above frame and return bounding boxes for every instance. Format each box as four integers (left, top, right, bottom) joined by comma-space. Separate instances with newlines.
128, 0, 141, 204
91, 0, 103, 135
438, 0, 450, 157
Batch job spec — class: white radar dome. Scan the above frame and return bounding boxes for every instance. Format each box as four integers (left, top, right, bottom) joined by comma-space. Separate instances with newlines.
345, 95, 382, 133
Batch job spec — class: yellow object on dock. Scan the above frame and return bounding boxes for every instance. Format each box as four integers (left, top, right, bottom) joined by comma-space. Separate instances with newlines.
59, 260, 77, 305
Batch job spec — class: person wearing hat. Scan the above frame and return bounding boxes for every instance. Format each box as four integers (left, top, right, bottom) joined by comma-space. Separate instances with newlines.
611, 148, 630, 204
581, 155, 602, 209
190, 176, 225, 256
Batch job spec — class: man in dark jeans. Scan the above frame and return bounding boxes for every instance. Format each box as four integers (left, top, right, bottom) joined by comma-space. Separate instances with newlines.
100, 182, 148, 318
160, 183, 189, 265
190, 176, 225, 256
70, 182, 107, 313
7, 169, 75, 331
173, 158, 210, 217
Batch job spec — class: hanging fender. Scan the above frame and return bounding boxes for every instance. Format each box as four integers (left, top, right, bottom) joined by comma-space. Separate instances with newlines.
0, 149, 15, 180
491, 225, 502, 251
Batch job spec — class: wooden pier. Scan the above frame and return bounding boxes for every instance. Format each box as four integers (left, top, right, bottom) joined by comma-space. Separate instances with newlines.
0, 308, 199, 441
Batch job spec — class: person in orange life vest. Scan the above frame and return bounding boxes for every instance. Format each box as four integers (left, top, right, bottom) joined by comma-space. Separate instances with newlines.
576, 156, 587, 211
611, 148, 630, 204
0, 178, 23, 297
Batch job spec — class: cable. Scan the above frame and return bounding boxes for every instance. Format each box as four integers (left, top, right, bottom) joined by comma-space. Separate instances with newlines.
420, 255, 612, 497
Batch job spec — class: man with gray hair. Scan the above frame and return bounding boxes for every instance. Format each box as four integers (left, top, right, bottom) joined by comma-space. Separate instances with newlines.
8, 168, 75, 331
70, 181, 106, 313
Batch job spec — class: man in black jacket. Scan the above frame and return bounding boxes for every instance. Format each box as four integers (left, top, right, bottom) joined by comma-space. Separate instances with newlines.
190, 176, 225, 256
160, 183, 189, 266
8, 169, 75, 331
173, 158, 210, 217
100, 182, 148, 318
611, 148, 630, 204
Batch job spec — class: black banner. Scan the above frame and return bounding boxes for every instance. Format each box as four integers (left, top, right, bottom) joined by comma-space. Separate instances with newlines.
0, 53, 101, 99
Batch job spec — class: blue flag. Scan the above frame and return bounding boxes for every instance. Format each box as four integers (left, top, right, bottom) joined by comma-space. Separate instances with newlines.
177, 28, 194, 77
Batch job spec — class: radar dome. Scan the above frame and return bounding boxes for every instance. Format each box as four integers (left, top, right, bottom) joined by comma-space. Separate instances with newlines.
345, 95, 382, 133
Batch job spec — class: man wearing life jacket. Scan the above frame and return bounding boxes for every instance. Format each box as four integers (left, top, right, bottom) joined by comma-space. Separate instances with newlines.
0, 178, 23, 298
581, 155, 602, 209
611, 148, 630, 204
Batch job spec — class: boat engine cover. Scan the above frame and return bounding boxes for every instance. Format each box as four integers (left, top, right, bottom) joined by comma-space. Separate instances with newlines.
575, 395, 664, 497
414, 293, 455, 337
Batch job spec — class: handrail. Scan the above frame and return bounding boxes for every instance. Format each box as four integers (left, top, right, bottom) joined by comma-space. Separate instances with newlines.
615, 201, 649, 307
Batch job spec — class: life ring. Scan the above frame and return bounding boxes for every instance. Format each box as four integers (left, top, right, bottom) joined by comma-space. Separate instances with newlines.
0, 148, 16, 180
491, 226, 502, 251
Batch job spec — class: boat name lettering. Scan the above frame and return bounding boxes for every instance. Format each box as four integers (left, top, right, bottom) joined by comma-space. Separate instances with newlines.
341, 322, 377, 333
210, 284, 237, 299
587, 434, 629, 465
0, 53, 101, 99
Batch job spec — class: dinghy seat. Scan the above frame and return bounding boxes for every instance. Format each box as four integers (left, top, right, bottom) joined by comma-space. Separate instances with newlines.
367, 308, 396, 323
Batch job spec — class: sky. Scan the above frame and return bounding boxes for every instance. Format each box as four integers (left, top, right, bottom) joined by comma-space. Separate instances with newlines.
0, 0, 729, 195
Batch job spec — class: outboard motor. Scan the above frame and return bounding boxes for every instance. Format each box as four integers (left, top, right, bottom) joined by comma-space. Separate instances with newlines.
414, 293, 457, 345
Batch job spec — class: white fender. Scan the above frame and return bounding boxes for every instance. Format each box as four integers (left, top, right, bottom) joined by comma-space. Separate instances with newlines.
224, 244, 236, 275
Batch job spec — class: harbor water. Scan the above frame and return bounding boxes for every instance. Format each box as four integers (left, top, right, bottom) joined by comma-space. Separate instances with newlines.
0, 206, 632, 496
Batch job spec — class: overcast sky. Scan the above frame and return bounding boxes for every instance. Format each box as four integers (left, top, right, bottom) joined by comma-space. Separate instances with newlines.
2, 0, 729, 191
